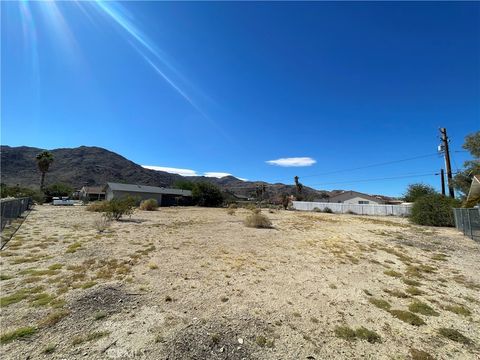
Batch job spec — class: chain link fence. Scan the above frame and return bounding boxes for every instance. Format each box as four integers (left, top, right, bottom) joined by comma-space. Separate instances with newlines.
453, 208, 480, 242
1, 197, 32, 232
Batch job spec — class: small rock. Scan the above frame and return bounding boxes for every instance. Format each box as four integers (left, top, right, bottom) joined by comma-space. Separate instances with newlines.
238, 338, 244, 344
220, 347, 224, 353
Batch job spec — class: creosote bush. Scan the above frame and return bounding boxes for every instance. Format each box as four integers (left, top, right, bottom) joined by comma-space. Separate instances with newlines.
244, 211, 272, 228
139, 198, 158, 211
410, 194, 460, 227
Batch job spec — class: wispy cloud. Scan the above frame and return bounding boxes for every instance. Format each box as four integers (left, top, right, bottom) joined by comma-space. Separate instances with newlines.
204, 172, 248, 181
142, 165, 198, 177
266, 157, 316, 167
143, 166, 247, 181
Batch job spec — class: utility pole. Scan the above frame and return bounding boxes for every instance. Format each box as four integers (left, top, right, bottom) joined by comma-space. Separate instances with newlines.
440, 169, 445, 196
439, 128, 455, 198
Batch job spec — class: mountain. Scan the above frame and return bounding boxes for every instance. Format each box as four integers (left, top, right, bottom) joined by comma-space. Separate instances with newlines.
1, 145, 329, 201
0, 145, 182, 189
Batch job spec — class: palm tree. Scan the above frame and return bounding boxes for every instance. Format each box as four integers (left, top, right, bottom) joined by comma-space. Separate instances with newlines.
36, 151, 54, 191
294, 176, 303, 194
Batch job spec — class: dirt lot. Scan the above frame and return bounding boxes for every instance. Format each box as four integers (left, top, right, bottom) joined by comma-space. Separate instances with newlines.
1, 205, 479, 359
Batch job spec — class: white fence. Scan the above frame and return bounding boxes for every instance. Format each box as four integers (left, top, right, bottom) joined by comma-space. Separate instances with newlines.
292, 201, 412, 217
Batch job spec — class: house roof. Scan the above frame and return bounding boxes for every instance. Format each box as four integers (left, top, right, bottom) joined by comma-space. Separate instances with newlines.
105, 182, 192, 196
328, 190, 385, 203
81, 186, 105, 195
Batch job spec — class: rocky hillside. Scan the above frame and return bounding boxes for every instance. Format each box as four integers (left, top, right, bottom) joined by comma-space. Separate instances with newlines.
1, 145, 329, 201
0, 145, 182, 189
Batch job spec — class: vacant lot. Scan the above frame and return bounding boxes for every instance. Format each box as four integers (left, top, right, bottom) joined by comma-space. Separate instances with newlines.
1, 205, 479, 359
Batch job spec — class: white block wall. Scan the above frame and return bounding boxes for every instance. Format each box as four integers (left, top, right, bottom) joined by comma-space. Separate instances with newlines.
292, 201, 412, 216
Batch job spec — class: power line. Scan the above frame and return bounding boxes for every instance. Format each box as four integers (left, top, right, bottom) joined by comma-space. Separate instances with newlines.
224, 172, 440, 190
308, 172, 437, 187
268, 152, 441, 183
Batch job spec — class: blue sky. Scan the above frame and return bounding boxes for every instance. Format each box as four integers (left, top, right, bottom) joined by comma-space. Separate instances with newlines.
1, 1, 479, 196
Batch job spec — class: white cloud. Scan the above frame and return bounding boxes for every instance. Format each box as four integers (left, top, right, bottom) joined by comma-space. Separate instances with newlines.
204, 172, 248, 181
143, 166, 247, 181
266, 157, 316, 167
142, 165, 198, 177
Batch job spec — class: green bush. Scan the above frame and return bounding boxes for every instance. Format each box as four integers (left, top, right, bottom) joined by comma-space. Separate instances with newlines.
105, 197, 136, 220
323, 207, 333, 213
139, 199, 158, 211
0, 183, 44, 203
410, 194, 460, 227
192, 182, 224, 207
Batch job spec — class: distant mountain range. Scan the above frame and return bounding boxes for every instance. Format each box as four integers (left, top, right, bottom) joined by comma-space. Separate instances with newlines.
1, 145, 331, 201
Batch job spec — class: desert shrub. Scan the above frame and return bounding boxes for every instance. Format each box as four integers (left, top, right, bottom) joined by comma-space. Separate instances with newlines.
410, 194, 460, 227
228, 203, 238, 209
105, 197, 136, 220
93, 215, 111, 233
281, 194, 291, 210
87, 201, 109, 212
312, 207, 321, 212
139, 199, 158, 211
346, 210, 357, 215
192, 182, 224, 207
323, 207, 333, 213
244, 203, 257, 211
244, 212, 272, 228
226, 207, 236, 215
86, 201, 110, 212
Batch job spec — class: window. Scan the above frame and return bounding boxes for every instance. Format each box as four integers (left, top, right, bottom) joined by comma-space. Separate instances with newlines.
358, 201, 369, 204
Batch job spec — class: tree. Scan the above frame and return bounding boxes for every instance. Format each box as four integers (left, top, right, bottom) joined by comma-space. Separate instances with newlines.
192, 182, 224, 207
294, 176, 304, 200
403, 183, 436, 202
44, 183, 73, 198
453, 131, 480, 197
36, 151, 54, 191
173, 180, 195, 191
410, 194, 460, 227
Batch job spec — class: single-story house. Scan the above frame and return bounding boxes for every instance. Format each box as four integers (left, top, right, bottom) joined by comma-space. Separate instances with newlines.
324, 190, 387, 205
232, 193, 254, 201
79, 186, 106, 202
104, 182, 192, 206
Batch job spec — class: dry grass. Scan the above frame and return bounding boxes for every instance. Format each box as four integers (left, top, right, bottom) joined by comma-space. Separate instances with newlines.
0, 326, 36, 344
38, 310, 70, 327
408, 301, 439, 316
438, 328, 471, 345
72, 331, 110, 346
389, 310, 425, 326
1, 206, 478, 359
334, 326, 381, 343
244, 212, 273, 228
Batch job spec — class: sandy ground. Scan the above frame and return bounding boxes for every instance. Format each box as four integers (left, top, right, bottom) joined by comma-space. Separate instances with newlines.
0, 205, 479, 359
